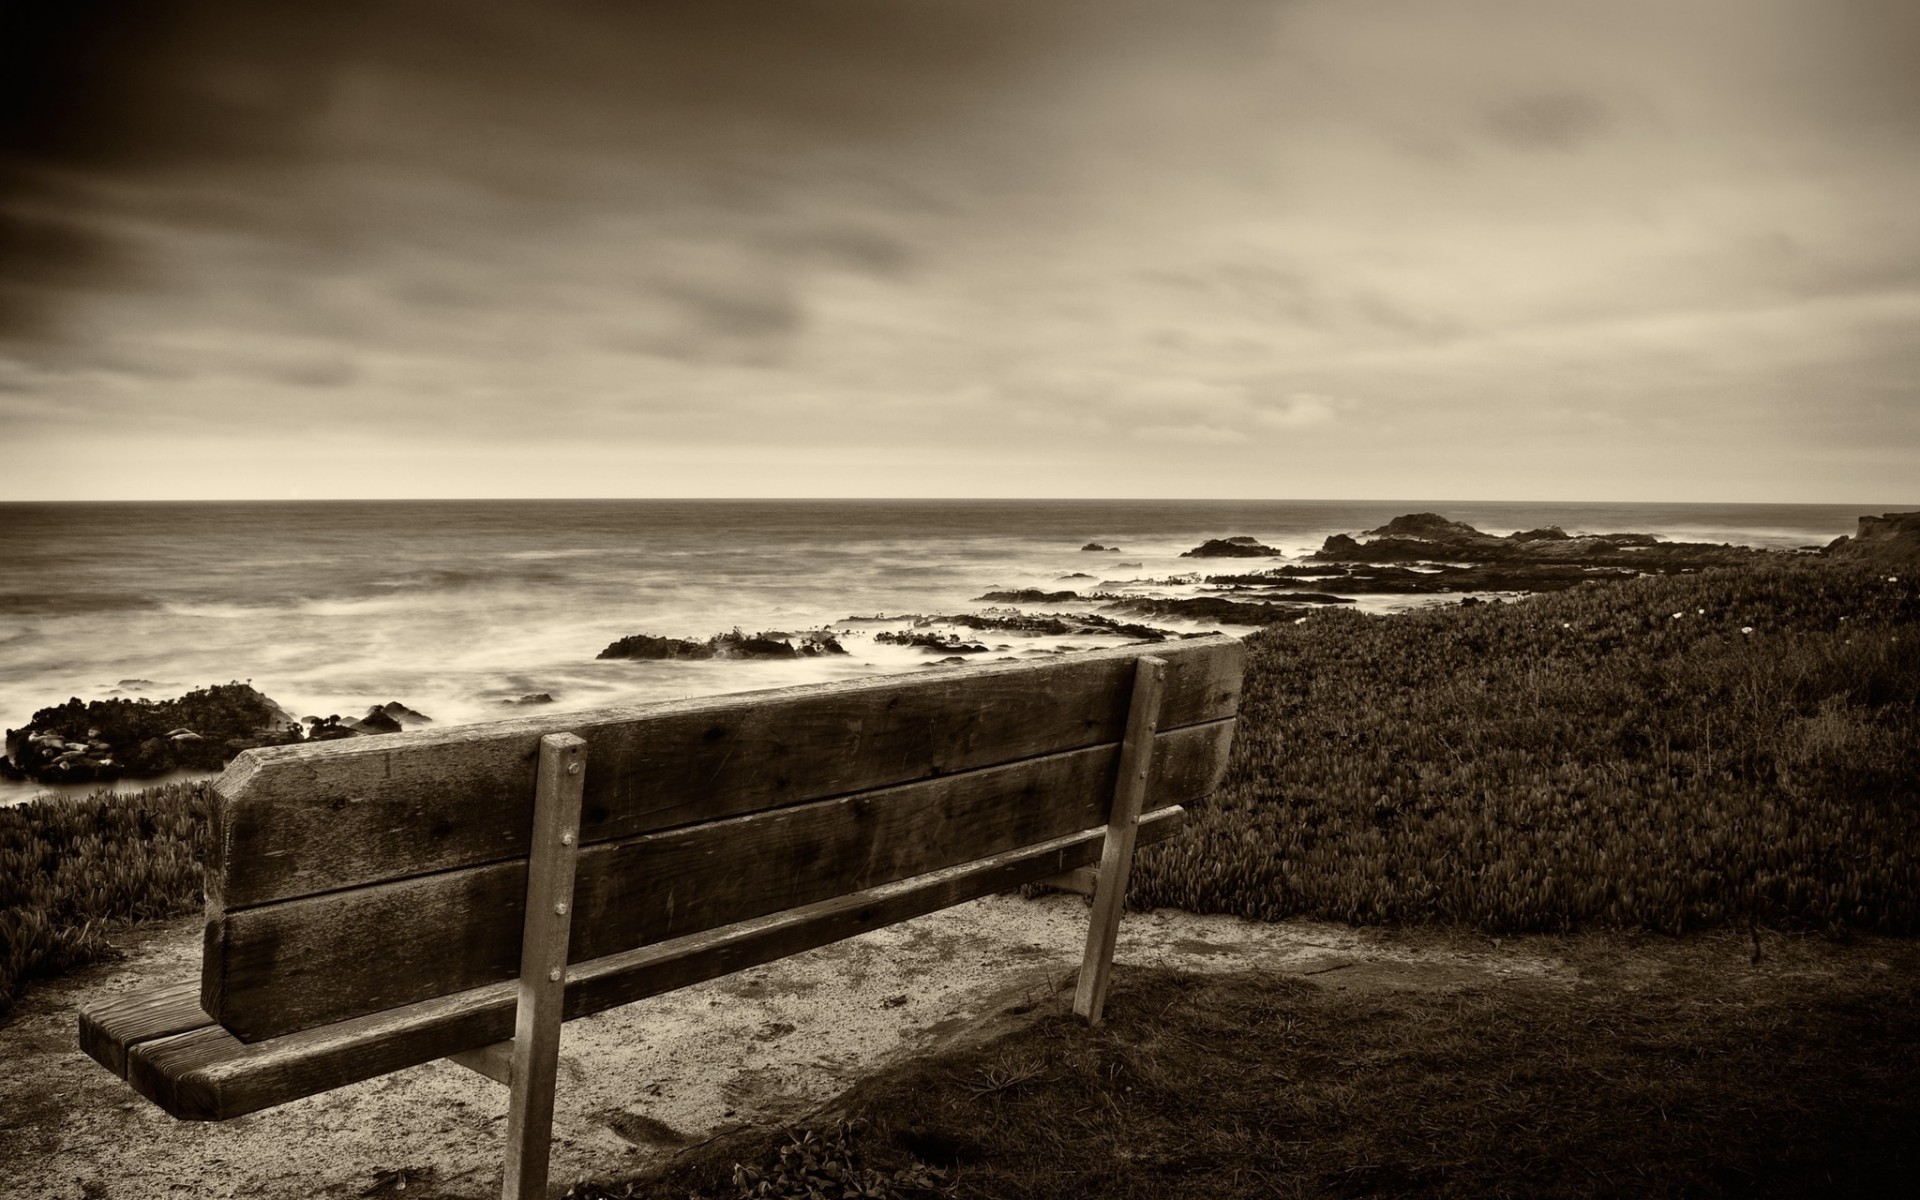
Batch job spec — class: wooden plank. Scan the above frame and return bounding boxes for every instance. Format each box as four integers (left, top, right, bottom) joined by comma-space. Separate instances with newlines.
503, 733, 586, 1200
132, 808, 1186, 1121
77, 983, 210, 1079
209, 637, 1243, 910
205, 719, 1232, 1040
1075, 656, 1164, 1024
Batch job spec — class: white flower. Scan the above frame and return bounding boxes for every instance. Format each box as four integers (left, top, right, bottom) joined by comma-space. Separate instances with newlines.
1671, 611, 1683, 619
1741, 626, 1754, 634
1697, 608, 1705, 615
1561, 622, 1572, 629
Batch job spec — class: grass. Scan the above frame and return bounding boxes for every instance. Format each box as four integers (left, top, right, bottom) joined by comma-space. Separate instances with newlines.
574, 936, 1920, 1200
1133, 561, 1920, 934
0, 781, 210, 1016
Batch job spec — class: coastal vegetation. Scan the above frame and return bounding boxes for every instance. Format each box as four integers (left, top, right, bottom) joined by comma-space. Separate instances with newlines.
0, 781, 208, 1014
1133, 561, 1920, 933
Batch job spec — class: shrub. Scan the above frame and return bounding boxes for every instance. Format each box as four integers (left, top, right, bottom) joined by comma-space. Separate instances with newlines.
1131, 562, 1920, 934
0, 782, 210, 1016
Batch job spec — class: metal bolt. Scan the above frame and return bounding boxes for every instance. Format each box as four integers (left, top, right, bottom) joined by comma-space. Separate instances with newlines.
561, 831, 575, 846
554, 902, 568, 915
548, 968, 562, 983
567, 762, 581, 776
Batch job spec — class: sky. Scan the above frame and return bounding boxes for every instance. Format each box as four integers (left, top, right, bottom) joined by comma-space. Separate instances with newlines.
1, 0, 1916, 502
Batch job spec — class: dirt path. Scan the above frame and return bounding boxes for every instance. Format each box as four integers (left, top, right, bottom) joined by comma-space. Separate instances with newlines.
0, 893, 1792, 1200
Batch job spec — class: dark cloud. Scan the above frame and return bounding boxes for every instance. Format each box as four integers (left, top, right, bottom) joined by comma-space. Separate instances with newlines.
1, 0, 1915, 501
0, 0, 1092, 345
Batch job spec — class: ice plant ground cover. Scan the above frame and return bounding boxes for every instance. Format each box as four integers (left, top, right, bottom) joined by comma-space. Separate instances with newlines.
0, 781, 206, 1014
1134, 561, 1919, 933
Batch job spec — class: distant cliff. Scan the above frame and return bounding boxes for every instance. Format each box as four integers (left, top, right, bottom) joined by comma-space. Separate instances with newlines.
1824, 512, 1920, 565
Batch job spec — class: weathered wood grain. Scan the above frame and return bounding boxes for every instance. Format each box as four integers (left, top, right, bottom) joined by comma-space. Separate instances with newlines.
77, 984, 211, 1079
131, 809, 1185, 1120
205, 719, 1232, 1040
209, 637, 1243, 909
1075, 656, 1164, 1024
503, 733, 585, 1200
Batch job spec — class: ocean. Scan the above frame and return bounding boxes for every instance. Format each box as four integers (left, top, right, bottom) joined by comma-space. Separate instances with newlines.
0, 498, 1879, 803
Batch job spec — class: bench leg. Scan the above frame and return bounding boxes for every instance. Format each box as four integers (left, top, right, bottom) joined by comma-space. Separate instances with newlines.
501, 732, 588, 1200
1074, 655, 1166, 1026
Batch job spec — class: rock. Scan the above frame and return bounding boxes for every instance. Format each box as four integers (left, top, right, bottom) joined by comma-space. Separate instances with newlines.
349, 707, 405, 735
795, 630, 849, 656
378, 701, 433, 725
598, 633, 714, 661
876, 630, 991, 654
1313, 513, 1772, 573
1081, 543, 1122, 552
973, 589, 1079, 604
709, 630, 796, 659
501, 693, 557, 707
598, 629, 822, 661
305, 716, 361, 741
882, 612, 1172, 641
1, 682, 304, 783
1180, 537, 1283, 558
1102, 596, 1320, 625
1361, 513, 1490, 542
1824, 511, 1920, 564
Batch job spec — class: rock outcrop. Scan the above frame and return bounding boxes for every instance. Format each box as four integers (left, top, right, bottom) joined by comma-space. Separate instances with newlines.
870, 612, 1172, 642
875, 630, 990, 654
1101, 596, 1321, 625
1181, 536, 1283, 558
1312, 513, 1763, 575
1824, 512, 1920, 565
597, 629, 848, 661
3, 683, 303, 783
973, 589, 1079, 604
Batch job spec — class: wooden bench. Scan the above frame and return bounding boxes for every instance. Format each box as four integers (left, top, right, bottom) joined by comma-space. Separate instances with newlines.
78, 636, 1244, 1198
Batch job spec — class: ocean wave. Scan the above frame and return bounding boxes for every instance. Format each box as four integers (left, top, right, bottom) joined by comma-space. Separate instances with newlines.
0, 592, 163, 616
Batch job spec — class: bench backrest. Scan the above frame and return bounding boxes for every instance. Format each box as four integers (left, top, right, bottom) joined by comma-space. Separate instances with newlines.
203, 636, 1244, 1041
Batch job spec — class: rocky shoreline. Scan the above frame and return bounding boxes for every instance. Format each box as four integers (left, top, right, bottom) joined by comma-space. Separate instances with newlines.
6, 510, 1912, 788
0, 687, 435, 785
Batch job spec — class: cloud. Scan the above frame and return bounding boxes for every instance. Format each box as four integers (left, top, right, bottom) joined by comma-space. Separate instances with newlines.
1, 0, 1915, 501
1131, 423, 1250, 446
1254, 394, 1345, 430
1483, 92, 1610, 151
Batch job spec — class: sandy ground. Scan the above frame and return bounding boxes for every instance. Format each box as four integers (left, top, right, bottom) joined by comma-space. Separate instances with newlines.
3, 894, 1574, 1200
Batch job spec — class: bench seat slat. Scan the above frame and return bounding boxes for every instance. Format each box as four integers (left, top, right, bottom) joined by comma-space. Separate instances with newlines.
206, 719, 1231, 1041
100, 807, 1185, 1121
77, 984, 214, 1079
